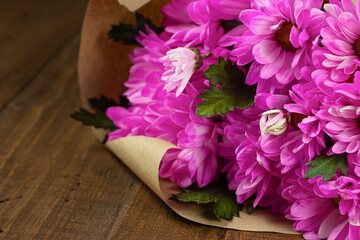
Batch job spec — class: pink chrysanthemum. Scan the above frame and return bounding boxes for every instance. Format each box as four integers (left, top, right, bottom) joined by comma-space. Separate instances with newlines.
315, 0, 360, 82
221, 113, 284, 208
229, 0, 325, 84
109, 82, 221, 188
317, 92, 360, 158
208, 0, 251, 21
281, 173, 360, 239
125, 27, 169, 104
107, 105, 149, 141
219, 95, 291, 208
159, 85, 221, 187
160, 47, 200, 96
162, 0, 224, 49
106, 26, 222, 188
280, 81, 327, 174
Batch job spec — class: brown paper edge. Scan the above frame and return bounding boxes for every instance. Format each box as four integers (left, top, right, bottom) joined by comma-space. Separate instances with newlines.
104, 135, 299, 235
117, 0, 151, 11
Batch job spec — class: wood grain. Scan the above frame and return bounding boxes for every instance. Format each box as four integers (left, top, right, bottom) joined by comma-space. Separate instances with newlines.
0, 1, 304, 239
0, 0, 88, 109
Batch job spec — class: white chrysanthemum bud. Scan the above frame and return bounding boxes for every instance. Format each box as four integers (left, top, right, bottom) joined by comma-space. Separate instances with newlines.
259, 109, 290, 137
160, 47, 201, 97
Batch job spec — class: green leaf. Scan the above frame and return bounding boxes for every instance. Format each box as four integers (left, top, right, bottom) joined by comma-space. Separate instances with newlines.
88, 95, 117, 114
196, 58, 257, 117
88, 95, 129, 114
203, 57, 229, 85
196, 86, 239, 117
214, 195, 241, 221
108, 13, 162, 45
220, 20, 243, 33
134, 13, 162, 34
174, 188, 240, 221
175, 189, 217, 204
305, 153, 348, 183
71, 108, 117, 130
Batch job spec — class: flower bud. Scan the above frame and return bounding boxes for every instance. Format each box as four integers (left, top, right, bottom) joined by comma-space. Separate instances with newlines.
161, 47, 201, 97
260, 109, 289, 137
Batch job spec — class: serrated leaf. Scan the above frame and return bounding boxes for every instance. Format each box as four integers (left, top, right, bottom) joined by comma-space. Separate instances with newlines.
135, 13, 162, 34
213, 195, 240, 221
89, 95, 118, 114
71, 108, 117, 130
203, 57, 228, 85
196, 86, 239, 117
305, 153, 348, 183
174, 188, 240, 221
196, 58, 256, 117
175, 189, 217, 204
108, 13, 162, 45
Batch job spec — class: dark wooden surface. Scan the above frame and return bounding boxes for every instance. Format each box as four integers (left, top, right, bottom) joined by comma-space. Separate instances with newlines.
0, 1, 304, 239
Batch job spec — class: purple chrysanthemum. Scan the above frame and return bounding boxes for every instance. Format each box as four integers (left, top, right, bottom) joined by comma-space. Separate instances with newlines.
208, 0, 250, 21
315, 0, 360, 82
158, 84, 221, 187
317, 92, 360, 158
280, 81, 327, 174
221, 111, 284, 208
162, 0, 224, 49
228, 0, 325, 84
161, 47, 201, 96
281, 173, 360, 239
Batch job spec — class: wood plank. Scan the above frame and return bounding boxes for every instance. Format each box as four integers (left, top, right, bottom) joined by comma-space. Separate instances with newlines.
0, 35, 138, 239
0, 0, 88, 109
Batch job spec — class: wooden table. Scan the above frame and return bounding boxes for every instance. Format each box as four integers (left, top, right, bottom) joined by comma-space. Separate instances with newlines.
0, 1, 304, 239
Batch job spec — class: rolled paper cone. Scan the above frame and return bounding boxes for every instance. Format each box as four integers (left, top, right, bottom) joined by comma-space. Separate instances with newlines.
105, 136, 299, 235
79, 0, 299, 235
106, 136, 178, 200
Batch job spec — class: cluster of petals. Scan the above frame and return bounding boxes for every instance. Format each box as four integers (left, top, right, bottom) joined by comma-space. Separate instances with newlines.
280, 173, 360, 239
103, 0, 360, 239
224, 0, 325, 85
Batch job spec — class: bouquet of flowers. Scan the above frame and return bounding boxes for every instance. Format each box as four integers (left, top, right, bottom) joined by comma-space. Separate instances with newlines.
74, 0, 360, 238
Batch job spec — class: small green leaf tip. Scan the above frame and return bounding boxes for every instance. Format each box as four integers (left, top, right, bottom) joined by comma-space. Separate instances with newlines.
108, 13, 162, 45
305, 153, 348, 183
174, 188, 240, 221
196, 57, 256, 117
71, 95, 129, 130
89, 95, 129, 114
71, 108, 116, 130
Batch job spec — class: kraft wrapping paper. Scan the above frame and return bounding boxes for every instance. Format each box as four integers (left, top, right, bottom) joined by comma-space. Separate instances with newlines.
117, 0, 151, 11
104, 135, 299, 235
